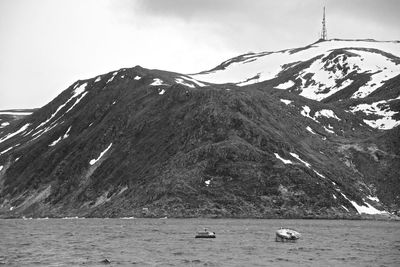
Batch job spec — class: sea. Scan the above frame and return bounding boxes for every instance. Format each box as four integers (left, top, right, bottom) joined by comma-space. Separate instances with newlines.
0, 218, 399, 266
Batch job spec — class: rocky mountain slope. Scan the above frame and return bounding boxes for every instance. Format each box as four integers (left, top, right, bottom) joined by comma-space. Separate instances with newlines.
0, 39, 399, 218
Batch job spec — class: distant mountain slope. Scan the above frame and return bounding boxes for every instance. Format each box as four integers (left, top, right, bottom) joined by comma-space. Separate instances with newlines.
191, 39, 400, 130
0, 109, 37, 130
0, 41, 399, 219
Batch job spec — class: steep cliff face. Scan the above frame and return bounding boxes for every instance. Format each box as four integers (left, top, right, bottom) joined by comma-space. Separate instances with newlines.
0, 40, 399, 218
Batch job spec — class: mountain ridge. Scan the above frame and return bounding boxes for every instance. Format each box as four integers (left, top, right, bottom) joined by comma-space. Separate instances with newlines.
0, 39, 399, 219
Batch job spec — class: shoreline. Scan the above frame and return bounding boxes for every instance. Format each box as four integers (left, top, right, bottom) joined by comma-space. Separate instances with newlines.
1, 214, 399, 221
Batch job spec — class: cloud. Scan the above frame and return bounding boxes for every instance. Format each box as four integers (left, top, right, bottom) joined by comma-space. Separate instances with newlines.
135, 0, 243, 21
1, 0, 399, 109
129, 0, 400, 45
113, 0, 325, 53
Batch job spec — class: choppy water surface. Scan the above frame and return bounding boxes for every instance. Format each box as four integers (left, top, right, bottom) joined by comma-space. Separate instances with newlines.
1, 218, 399, 266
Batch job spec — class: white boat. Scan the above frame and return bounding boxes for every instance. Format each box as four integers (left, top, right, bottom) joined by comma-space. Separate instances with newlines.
195, 228, 216, 238
275, 228, 301, 242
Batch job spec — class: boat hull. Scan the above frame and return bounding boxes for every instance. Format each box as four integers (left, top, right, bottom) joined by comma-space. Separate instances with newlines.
275, 229, 300, 242
275, 235, 298, 242
195, 231, 216, 238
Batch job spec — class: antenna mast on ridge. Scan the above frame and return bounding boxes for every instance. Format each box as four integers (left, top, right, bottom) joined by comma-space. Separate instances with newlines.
321, 6, 327, 40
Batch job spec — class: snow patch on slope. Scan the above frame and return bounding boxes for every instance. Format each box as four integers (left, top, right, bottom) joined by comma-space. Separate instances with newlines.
306, 126, 316, 134
275, 80, 295, 89
180, 76, 206, 87
350, 99, 400, 130
290, 152, 311, 168
313, 170, 326, 178
73, 83, 87, 97
65, 92, 88, 114
63, 127, 71, 139
0, 123, 30, 144
280, 99, 292, 105
106, 72, 118, 83
150, 78, 167, 86
49, 137, 62, 147
35, 83, 88, 131
1, 122, 10, 128
314, 109, 341, 121
300, 106, 318, 122
339, 192, 387, 215
0, 146, 14, 155
274, 153, 293, 164
323, 126, 335, 134
49, 127, 71, 147
90, 143, 112, 165
175, 78, 195, 88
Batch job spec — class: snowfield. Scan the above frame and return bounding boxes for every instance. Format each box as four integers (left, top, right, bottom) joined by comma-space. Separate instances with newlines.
190, 40, 400, 90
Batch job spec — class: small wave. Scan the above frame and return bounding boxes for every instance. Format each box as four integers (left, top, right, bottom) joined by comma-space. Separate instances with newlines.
63, 232, 74, 237
121, 217, 135, 219
181, 259, 203, 264
276, 257, 291, 262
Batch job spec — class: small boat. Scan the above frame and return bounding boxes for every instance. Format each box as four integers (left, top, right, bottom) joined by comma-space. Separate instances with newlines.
275, 228, 301, 242
195, 228, 216, 238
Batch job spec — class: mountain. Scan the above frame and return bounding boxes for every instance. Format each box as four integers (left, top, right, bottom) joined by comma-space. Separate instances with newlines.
0, 109, 37, 129
192, 39, 400, 130
0, 39, 399, 219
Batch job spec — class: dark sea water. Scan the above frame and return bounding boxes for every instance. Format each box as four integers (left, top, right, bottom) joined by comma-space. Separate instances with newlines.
1, 218, 399, 266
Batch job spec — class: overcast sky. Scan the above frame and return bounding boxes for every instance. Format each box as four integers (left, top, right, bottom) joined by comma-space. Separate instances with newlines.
1, 0, 399, 109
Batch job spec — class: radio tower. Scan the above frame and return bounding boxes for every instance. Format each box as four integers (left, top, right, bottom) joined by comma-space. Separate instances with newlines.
321, 6, 327, 40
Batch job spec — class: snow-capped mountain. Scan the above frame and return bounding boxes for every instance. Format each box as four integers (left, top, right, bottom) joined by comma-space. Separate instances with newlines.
0, 40, 399, 219
191, 39, 400, 130
191, 39, 400, 96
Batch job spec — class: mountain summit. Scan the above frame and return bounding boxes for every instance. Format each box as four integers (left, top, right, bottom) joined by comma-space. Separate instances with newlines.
0, 39, 399, 218
191, 39, 400, 130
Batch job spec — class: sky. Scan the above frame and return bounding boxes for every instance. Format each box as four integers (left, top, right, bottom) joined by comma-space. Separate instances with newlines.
0, 0, 399, 109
